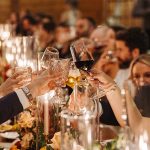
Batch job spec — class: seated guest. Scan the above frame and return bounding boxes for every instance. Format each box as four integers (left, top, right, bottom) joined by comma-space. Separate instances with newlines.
0, 69, 64, 124
7, 11, 20, 36
54, 22, 73, 58
19, 15, 38, 36
76, 17, 96, 38
90, 25, 116, 63
129, 54, 150, 117
39, 21, 56, 51
130, 54, 150, 87
88, 70, 150, 136
115, 27, 149, 88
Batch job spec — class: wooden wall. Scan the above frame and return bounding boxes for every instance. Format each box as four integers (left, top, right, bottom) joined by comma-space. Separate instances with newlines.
0, 0, 142, 27
0, 0, 11, 22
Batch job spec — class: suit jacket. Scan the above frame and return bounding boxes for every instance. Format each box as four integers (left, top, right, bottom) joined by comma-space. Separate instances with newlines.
0, 92, 23, 124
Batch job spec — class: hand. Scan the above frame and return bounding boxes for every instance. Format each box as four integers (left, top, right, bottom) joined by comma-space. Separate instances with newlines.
88, 69, 116, 91
0, 73, 24, 96
27, 69, 66, 98
94, 51, 119, 79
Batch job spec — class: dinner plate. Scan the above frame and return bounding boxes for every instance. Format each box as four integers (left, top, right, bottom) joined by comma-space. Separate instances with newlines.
0, 132, 19, 139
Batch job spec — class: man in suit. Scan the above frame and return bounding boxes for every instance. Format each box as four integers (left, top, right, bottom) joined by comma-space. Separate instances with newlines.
0, 70, 62, 124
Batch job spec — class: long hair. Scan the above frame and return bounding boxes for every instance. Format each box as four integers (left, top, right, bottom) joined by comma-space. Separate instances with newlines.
129, 54, 150, 80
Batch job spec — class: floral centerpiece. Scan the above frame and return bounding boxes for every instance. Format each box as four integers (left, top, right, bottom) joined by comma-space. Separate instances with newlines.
10, 101, 64, 150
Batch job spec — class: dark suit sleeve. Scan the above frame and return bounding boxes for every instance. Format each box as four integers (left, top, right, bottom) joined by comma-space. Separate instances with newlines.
0, 92, 23, 124
100, 96, 120, 126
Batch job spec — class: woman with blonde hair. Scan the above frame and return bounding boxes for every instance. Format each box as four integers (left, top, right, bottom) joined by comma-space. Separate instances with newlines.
88, 67, 150, 136
128, 54, 150, 117
129, 54, 150, 87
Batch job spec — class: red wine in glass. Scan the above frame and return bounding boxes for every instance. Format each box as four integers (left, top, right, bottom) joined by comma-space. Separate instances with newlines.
70, 42, 94, 71
75, 60, 94, 71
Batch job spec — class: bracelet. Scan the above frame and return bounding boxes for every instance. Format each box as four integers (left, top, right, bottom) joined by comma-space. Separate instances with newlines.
105, 83, 118, 94
21, 86, 33, 102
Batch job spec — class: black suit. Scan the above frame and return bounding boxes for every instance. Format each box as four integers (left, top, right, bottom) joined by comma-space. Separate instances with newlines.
0, 92, 23, 124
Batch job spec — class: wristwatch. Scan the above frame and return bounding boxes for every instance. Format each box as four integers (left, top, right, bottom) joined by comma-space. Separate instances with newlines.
22, 86, 33, 101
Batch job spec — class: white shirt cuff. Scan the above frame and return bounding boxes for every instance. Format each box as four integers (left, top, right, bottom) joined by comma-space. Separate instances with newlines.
15, 89, 30, 109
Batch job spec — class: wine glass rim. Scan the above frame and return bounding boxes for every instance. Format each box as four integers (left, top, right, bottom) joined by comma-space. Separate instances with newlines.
45, 46, 59, 53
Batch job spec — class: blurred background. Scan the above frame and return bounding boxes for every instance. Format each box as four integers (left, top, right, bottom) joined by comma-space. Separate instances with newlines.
0, 0, 142, 27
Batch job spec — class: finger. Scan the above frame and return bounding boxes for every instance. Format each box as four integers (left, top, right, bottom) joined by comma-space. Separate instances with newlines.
11, 72, 20, 79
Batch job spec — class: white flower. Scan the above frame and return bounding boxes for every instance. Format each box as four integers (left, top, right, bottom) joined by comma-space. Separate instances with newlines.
20, 132, 34, 149
17, 111, 35, 128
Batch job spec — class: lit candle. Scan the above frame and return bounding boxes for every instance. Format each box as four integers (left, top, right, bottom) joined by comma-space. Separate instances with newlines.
44, 98, 49, 135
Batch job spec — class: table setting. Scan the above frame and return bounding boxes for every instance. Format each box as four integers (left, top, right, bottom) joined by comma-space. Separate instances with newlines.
0, 24, 149, 150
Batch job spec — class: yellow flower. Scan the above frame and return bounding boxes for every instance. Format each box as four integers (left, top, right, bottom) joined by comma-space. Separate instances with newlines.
40, 146, 46, 150
17, 111, 35, 128
50, 132, 61, 150
20, 132, 33, 149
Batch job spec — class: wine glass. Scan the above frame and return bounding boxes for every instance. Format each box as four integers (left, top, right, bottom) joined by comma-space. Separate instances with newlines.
48, 58, 71, 87
70, 38, 94, 71
12, 66, 32, 87
40, 47, 59, 69
61, 79, 98, 150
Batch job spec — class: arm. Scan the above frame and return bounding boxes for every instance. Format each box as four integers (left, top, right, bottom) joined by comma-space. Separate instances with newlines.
0, 69, 64, 124
0, 92, 24, 124
125, 88, 150, 135
105, 85, 125, 127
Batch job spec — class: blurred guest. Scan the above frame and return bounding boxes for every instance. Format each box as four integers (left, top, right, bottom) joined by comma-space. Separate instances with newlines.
19, 9, 31, 20
93, 50, 119, 79
129, 54, 150, 117
39, 21, 56, 51
7, 11, 20, 35
90, 25, 116, 63
20, 15, 38, 36
76, 17, 96, 38
132, 0, 150, 49
60, 0, 82, 26
130, 54, 150, 87
54, 22, 73, 58
115, 27, 149, 88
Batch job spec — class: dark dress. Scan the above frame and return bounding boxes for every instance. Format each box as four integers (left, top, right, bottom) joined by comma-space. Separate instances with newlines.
134, 85, 150, 117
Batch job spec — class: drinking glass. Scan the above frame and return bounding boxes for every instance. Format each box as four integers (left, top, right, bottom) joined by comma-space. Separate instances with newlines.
48, 58, 71, 87
70, 39, 94, 71
12, 66, 32, 87
40, 47, 59, 69
61, 79, 98, 150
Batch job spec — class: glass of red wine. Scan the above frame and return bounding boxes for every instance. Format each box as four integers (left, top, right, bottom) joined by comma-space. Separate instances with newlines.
70, 39, 94, 72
